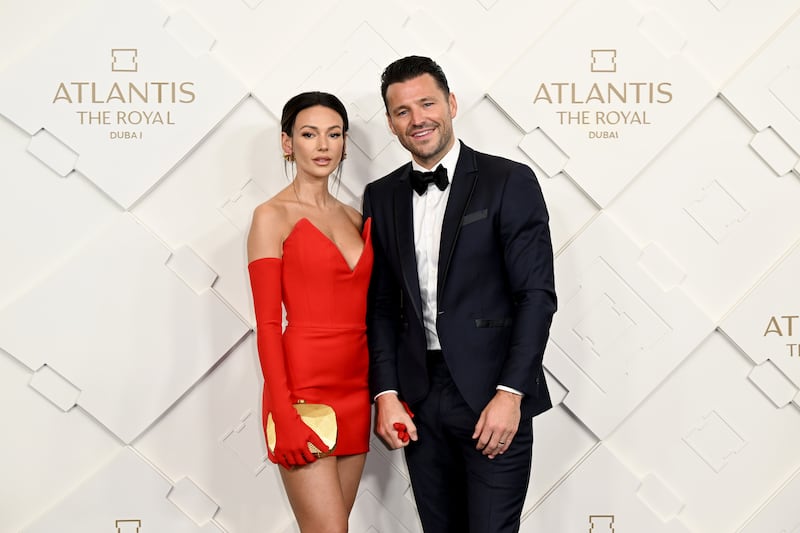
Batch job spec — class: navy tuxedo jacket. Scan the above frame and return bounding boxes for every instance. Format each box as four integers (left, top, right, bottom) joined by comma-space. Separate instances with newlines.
363, 142, 556, 419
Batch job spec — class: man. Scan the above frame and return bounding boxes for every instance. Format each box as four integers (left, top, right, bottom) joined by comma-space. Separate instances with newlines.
362, 55, 556, 533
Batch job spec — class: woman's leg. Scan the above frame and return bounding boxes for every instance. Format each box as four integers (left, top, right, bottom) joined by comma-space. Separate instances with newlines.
280, 456, 348, 533
336, 453, 367, 514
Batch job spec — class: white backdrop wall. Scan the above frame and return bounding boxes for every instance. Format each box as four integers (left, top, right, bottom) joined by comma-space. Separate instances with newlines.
1, 0, 799, 532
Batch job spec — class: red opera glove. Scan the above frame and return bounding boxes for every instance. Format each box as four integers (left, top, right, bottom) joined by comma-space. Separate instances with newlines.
249, 258, 330, 469
269, 405, 330, 468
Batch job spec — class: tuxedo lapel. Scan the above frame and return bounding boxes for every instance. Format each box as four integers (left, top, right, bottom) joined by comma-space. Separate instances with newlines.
438, 142, 477, 304
394, 166, 424, 325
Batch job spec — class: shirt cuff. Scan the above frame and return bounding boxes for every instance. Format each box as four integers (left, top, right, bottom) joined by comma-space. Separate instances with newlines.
496, 385, 524, 397
374, 390, 399, 401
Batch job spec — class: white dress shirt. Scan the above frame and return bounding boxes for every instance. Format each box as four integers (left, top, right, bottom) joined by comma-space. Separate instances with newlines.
410, 142, 522, 397
411, 142, 461, 350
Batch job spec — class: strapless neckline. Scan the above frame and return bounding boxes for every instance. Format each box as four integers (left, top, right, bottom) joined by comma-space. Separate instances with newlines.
285, 217, 372, 273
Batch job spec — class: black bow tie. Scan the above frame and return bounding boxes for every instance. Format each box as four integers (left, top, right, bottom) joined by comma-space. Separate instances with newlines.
409, 164, 449, 195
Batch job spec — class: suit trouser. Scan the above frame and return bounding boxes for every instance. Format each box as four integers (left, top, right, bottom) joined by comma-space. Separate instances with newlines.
404, 350, 533, 533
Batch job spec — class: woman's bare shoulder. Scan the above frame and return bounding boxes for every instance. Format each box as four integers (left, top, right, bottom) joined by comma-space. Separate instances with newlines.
252, 198, 286, 226
248, 194, 293, 260
340, 202, 364, 229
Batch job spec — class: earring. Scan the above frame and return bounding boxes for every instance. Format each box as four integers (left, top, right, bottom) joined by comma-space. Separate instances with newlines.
283, 152, 294, 162
342, 151, 347, 160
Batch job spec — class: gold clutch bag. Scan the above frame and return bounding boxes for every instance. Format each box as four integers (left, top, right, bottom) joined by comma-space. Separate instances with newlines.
266, 401, 338, 457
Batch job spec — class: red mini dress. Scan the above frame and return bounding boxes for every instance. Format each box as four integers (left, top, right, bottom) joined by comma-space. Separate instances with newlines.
252, 217, 373, 456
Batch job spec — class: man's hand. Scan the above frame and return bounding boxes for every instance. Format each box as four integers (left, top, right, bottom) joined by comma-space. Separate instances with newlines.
472, 390, 522, 459
374, 393, 417, 449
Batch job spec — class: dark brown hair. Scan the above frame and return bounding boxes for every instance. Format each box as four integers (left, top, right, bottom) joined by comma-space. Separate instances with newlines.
280, 91, 349, 135
380, 56, 450, 110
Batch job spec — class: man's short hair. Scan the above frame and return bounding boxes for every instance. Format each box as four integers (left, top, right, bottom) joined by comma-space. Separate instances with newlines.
380, 55, 450, 111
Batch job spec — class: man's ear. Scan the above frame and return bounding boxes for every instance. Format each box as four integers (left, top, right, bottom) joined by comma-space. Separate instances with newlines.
449, 92, 458, 119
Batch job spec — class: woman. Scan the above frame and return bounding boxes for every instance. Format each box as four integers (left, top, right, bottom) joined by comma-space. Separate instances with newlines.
247, 92, 372, 531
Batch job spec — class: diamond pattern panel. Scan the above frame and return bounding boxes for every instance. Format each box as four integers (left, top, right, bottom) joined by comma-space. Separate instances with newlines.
0, 0, 246, 208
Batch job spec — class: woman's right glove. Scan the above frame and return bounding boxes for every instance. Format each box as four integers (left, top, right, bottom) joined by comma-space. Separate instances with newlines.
249, 257, 330, 469
268, 402, 330, 468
